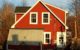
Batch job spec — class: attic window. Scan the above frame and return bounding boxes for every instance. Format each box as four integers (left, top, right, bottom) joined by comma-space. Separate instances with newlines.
30, 12, 38, 24
42, 12, 50, 24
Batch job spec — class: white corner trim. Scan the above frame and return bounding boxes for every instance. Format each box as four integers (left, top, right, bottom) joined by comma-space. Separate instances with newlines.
65, 11, 66, 28
40, 1, 68, 29
42, 12, 50, 24
44, 32, 51, 44
30, 12, 38, 24
11, 0, 40, 28
65, 10, 68, 13
65, 11, 69, 29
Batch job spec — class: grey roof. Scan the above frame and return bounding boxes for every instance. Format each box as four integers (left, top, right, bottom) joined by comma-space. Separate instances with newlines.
15, 7, 31, 13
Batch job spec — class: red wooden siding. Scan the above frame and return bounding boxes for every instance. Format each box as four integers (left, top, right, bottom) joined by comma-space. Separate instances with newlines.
46, 4, 65, 23
16, 13, 23, 21
15, 1, 65, 45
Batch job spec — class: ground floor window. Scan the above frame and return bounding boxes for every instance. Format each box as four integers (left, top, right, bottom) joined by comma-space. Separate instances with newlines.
44, 32, 51, 44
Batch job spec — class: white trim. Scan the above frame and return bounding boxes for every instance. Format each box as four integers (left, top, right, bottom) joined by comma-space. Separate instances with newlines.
30, 12, 38, 24
40, 1, 68, 29
65, 12, 68, 29
64, 11, 68, 45
11, 0, 40, 28
42, 12, 50, 24
44, 32, 51, 44
65, 11, 68, 13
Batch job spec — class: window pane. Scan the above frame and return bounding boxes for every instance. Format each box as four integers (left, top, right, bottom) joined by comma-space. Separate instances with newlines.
43, 14, 48, 23
43, 19, 48, 23
46, 34, 49, 38
31, 14, 36, 23
46, 39, 50, 43
32, 19, 36, 23
43, 14, 48, 18
32, 14, 36, 18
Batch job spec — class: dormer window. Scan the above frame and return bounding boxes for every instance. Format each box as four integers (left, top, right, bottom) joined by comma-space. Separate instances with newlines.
30, 12, 38, 24
42, 12, 50, 24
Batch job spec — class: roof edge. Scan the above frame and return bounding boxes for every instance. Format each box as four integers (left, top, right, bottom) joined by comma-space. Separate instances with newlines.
45, 3, 68, 13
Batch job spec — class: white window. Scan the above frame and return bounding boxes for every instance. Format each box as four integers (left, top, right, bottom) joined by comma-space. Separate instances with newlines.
42, 12, 50, 24
44, 32, 51, 44
30, 12, 38, 24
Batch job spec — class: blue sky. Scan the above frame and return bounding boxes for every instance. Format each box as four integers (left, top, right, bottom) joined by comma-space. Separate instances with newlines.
0, 0, 72, 11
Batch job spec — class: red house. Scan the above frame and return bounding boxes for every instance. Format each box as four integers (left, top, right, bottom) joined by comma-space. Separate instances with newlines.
7, 0, 68, 50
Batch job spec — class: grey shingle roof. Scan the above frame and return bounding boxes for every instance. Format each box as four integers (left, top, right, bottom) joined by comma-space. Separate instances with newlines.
15, 7, 31, 13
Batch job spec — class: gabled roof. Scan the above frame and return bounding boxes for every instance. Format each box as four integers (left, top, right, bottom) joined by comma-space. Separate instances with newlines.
11, 0, 68, 29
15, 7, 30, 13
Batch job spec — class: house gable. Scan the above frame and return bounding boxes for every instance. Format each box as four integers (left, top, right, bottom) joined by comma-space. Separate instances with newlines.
11, 0, 68, 29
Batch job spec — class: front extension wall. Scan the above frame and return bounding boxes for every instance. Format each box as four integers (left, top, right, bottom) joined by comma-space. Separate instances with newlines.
7, 29, 44, 45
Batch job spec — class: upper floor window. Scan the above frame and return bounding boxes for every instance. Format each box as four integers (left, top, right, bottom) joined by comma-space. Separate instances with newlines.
30, 12, 38, 24
42, 12, 50, 24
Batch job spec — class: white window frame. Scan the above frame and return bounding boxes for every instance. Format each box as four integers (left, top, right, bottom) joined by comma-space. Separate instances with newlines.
30, 12, 38, 24
44, 32, 51, 44
42, 12, 50, 24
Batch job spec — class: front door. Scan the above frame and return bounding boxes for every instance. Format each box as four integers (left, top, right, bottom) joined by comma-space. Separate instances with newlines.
57, 32, 66, 48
